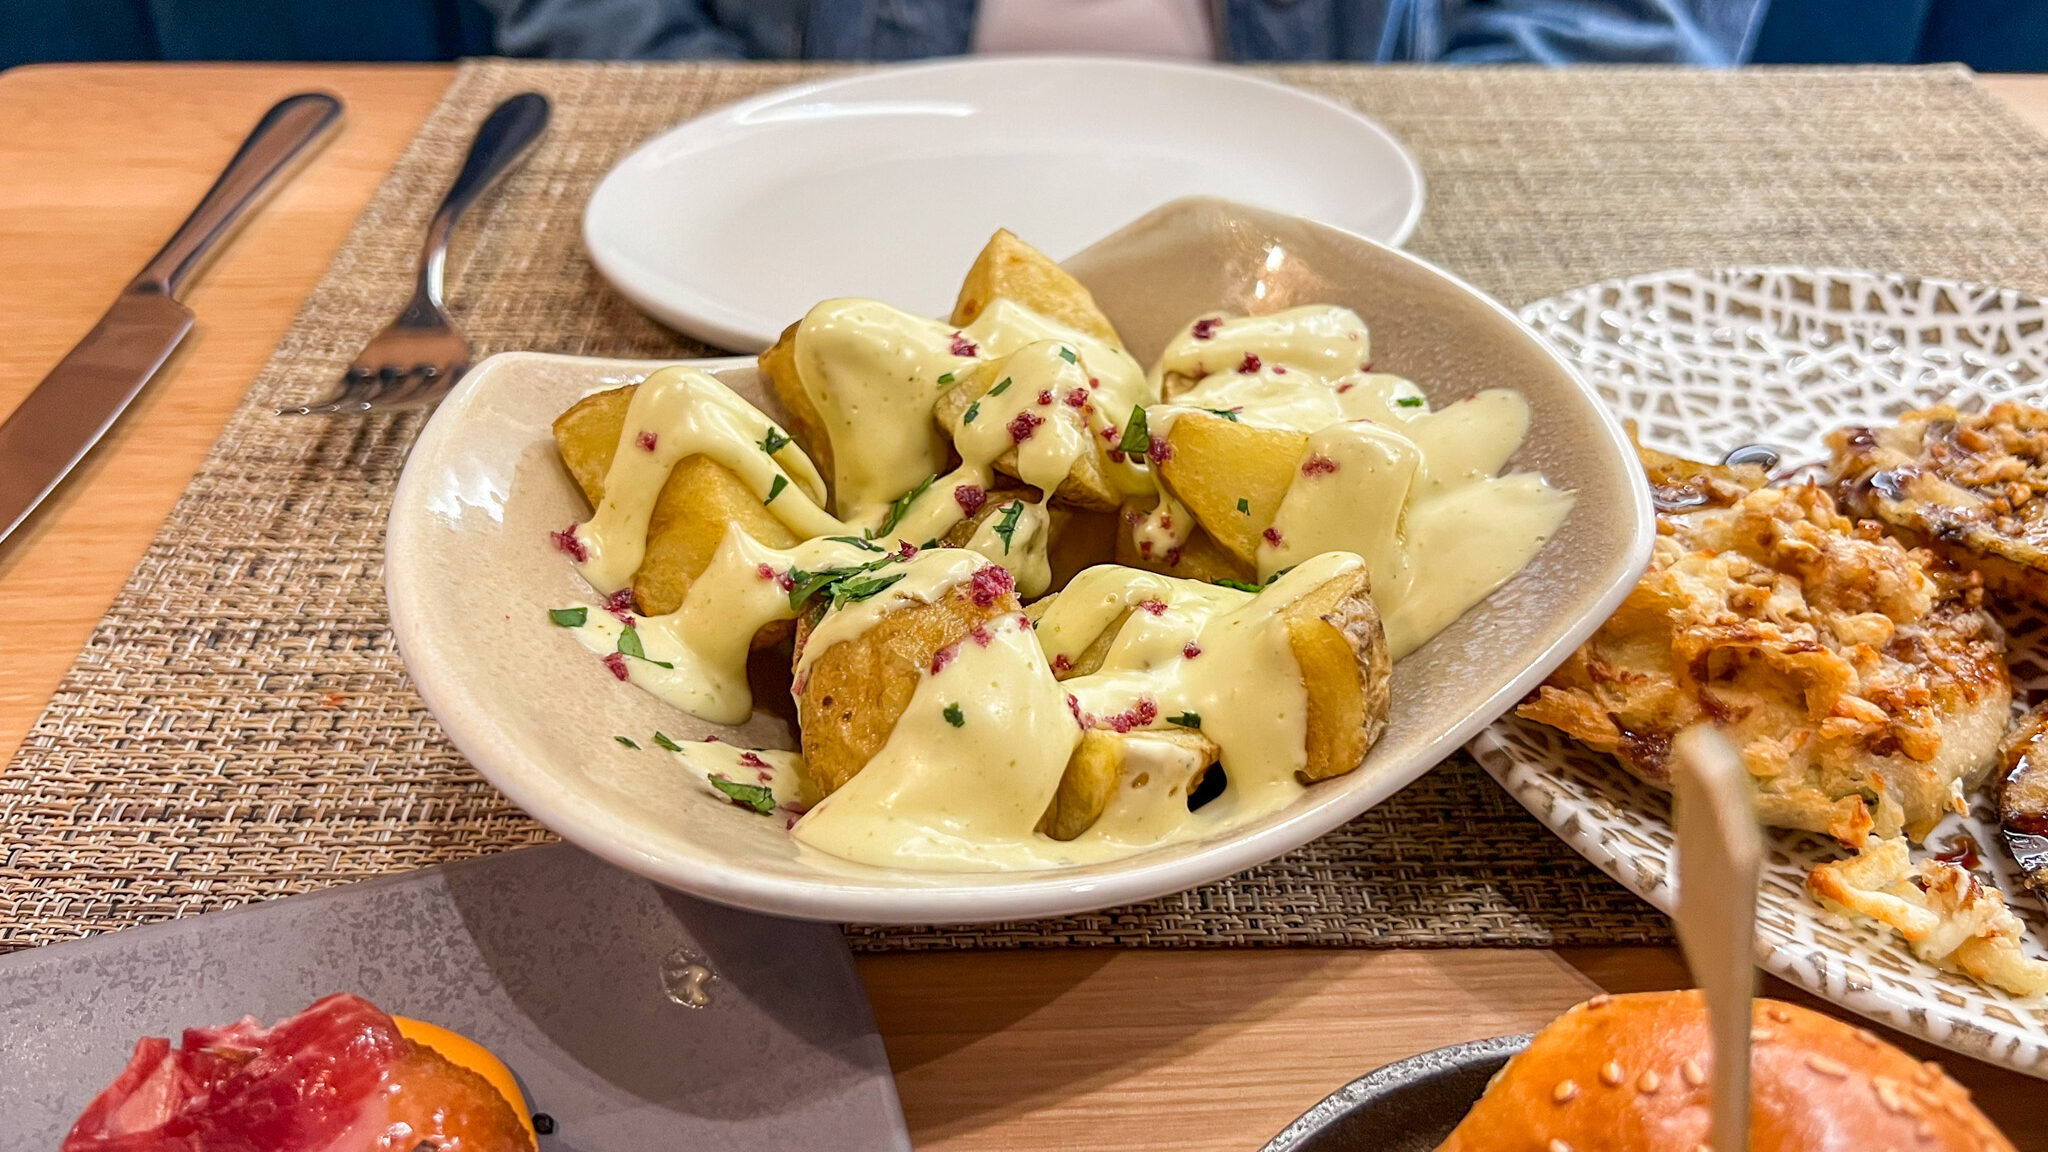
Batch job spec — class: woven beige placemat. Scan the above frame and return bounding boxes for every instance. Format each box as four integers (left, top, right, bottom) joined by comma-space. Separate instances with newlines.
9, 61, 2048, 953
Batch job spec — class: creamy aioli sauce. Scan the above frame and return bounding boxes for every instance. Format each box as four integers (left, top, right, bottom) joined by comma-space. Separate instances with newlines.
1132, 307, 1574, 659
555, 298, 1570, 872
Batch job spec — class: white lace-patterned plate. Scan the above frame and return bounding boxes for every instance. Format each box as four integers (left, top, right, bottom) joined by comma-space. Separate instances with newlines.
1469, 268, 2048, 1078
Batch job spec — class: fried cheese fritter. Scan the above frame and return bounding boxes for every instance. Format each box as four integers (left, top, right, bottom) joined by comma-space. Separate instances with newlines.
1829, 402, 2048, 600
1519, 442, 2011, 847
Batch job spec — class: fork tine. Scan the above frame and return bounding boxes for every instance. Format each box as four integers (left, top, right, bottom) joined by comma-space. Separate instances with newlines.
378, 361, 465, 409
280, 364, 410, 416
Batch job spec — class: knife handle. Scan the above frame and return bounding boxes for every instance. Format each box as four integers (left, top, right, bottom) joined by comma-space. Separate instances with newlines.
133, 92, 345, 300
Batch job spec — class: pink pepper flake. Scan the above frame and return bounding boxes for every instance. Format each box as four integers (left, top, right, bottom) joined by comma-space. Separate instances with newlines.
785, 814, 800, 830
636, 430, 658, 452
1183, 641, 1202, 659
758, 771, 773, 782
1019, 614, 1032, 629
1137, 698, 1157, 725
1052, 653, 1073, 674
1147, 435, 1172, 465
1262, 526, 1284, 546
1067, 694, 1086, 726
968, 564, 1016, 607
1336, 382, 1355, 394
1103, 698, 1159, 734
778, 571, 796, 592
1063, 388, 1088, 408
930, 643, 959, 675
1362, 360, 1375, 370
1139, 599, 1168, 616
1273, 365, 1288, 375
1138, 539, 1155, 558
949, 333, 978, 357
969, 623, 993, 647
1164, 545, 1183, 568
1088, 376, 1100, 389
739, 751, 769, 770
897, 540, 919, 560
703, 734, 722, 743
1191, 317, 1222, 340
604, 588, 636, 622
1300, 454, 1340, 477
551, 526, 589, 563
756, 563, 778, 582
1238, 353, 1262, 374
1037, 389, 1054, 406
1006, 409, 1044, 443
1101, 424, 1121, 443
954, 484, 987, 517
602, 653, 630, 681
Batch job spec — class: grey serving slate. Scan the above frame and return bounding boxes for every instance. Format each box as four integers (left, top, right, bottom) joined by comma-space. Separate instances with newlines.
0, 843, 910, 1150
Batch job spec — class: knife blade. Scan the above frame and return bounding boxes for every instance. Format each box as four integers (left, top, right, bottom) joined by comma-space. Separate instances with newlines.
0, 91, 342, 546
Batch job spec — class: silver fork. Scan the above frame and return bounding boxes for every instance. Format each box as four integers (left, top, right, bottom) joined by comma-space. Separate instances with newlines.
282, 91, 551, 415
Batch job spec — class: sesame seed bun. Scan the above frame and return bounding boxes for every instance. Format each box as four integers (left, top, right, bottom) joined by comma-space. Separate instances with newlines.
1435, 991, 2013, 1152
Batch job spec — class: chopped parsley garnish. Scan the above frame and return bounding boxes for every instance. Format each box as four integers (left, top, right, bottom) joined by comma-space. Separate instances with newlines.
615, 736, 640, 749
1117, 405, 1150, 454
759, 427, 792, 455
787, 557, 897, 612
1212, 578, 1263, 593
992, 501, 1026, 554
877, 474, 935, 537
764, 474, 788, 505
988, 376, 1013, 397
1058, 347, 1077, 364
1236, 498, 1250, 515
1395, 396, 1425, 409
937, 371, 956, 385
962, 401, 980, 425
1204, 408, 1241, 422
826, 535, 884, 552
943, 703, 965, 728
653, 731, 683, 752
709, 775, 777, 815
548, 606, 588, 627
830, 572, 904, 609
616, 626, 674, 668
1168, 711, 1202, 729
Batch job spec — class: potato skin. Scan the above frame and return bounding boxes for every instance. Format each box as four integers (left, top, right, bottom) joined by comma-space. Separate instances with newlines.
551, 385, 800, 628
951, 228, 1121, 345
1037, 728, 1218, 841
794, 575, 1024, 800
758, 320, 833, 493
1284, 566, 1391, 781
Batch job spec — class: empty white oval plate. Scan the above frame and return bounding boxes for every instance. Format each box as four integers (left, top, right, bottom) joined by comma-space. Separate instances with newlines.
583, 56, 1425, 351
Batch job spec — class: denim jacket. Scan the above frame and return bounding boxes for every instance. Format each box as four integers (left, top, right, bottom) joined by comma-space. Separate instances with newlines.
479, 0, 1770, 65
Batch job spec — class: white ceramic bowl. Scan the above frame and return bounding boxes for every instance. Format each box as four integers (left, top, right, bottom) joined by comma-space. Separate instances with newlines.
583, 55, 1425, 351
388, 198, 1651, 923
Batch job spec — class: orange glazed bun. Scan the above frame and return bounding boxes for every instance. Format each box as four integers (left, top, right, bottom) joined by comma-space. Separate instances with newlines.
1435, 991, 2014, 1152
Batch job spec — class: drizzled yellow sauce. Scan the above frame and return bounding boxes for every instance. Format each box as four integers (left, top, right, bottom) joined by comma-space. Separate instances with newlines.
552, 299, 1570, 871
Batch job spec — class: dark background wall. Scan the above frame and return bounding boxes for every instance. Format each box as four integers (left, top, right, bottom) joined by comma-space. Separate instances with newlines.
2, 0, 2044, 71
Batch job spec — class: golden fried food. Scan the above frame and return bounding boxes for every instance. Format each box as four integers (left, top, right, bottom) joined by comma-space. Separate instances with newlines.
931, 357, 1122, 510
552, 385, 801, 622
1519, 443, 2011, 846
1038, 728, 1219, 841
1829, 402, 2048, 599
757, 320, 834, 493
793, 573, 1024, 800
1809, 835, 2048, 996
1154, 412, 1307, 567
951, 227, 1121, 346
1286, 563, 1392, 782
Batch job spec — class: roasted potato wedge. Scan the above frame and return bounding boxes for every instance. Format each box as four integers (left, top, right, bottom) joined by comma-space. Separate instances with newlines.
757, 321, 832, 493
1038, 728, 1219, 841
1024, 591, 1134, 681
932, 360, 1122, 511
951, 228, 1121, 346
794, 574, 1024, 800
1281, 565, 1392, 782
551, 385, 800, 624
1113, 500, 1256, 584
939, 488, 1038, 550
1155, 412, 1308, 567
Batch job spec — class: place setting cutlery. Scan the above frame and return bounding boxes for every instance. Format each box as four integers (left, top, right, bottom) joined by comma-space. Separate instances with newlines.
282, 91, 550, 416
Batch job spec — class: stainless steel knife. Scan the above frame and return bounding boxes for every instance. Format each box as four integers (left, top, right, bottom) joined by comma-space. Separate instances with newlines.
0, 91, 344, 546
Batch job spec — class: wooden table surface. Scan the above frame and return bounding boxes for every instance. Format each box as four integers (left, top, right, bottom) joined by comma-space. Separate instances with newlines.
3, 63, 2045, 1148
